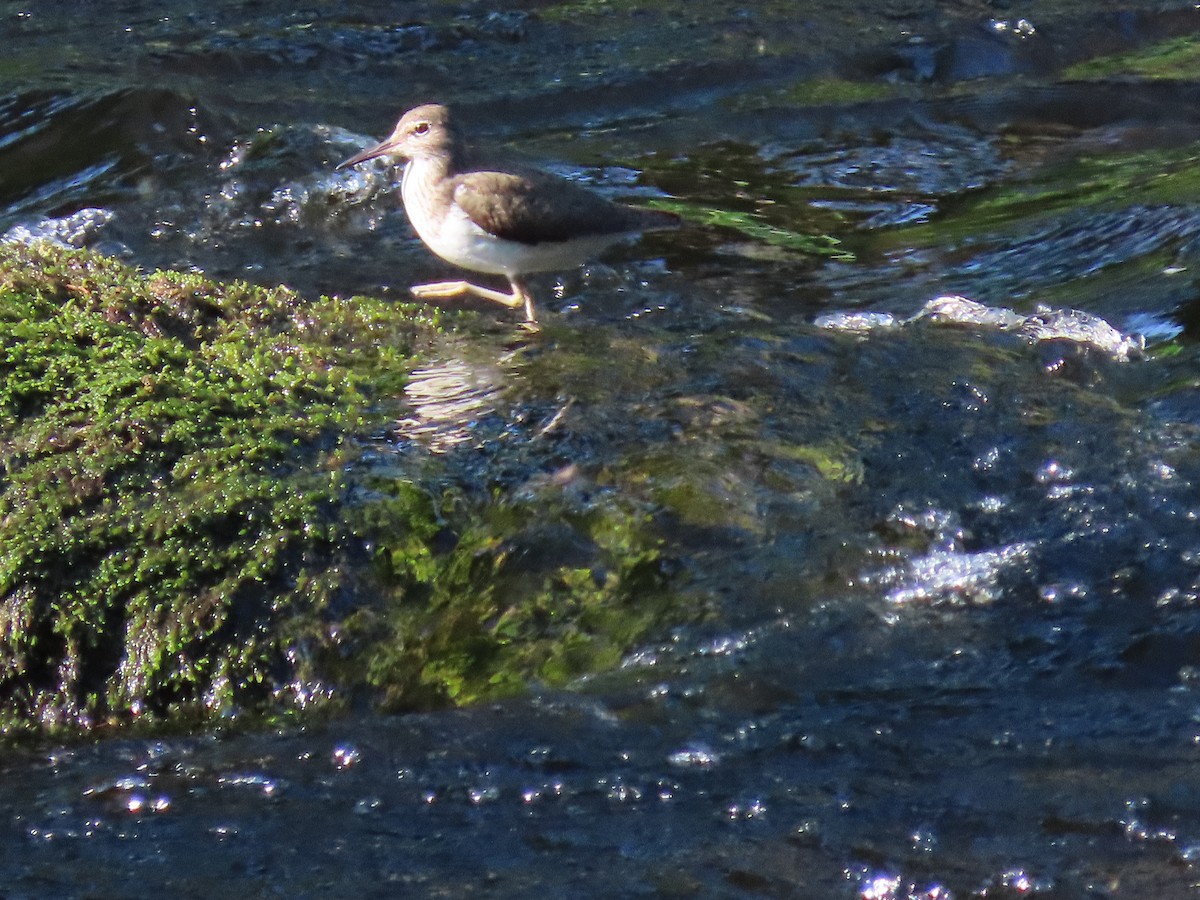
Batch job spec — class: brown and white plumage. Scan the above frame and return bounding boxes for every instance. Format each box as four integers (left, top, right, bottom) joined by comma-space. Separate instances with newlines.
337, 103, 678, 323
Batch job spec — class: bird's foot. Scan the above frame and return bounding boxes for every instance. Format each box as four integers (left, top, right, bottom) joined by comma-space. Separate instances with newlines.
410, 279, 539, 325
411, 280, 523, 308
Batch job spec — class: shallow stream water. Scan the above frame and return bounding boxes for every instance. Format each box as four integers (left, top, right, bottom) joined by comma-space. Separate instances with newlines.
4, 1, 1200, 896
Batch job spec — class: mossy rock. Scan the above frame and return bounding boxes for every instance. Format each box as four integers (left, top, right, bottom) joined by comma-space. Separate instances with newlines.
0, 241, 686, 736
355, 479, 679, 710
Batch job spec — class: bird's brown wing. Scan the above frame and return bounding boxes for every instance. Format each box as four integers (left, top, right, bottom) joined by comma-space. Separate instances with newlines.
452, 170, 650, 246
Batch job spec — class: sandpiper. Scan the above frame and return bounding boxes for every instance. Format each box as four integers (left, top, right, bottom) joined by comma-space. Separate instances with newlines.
336, 103, 679, 323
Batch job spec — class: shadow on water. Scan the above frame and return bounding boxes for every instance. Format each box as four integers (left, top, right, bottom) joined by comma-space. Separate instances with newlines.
4, 0, 1200, 895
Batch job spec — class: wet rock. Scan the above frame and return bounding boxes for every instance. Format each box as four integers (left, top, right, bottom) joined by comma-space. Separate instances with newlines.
811, 310, 897, 332
2, 207, 114, 248
1017, 304, 1144, 360
817, 294, 1145, 361
918, 294, 1026, 329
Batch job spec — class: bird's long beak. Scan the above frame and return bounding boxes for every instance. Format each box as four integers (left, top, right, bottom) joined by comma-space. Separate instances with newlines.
335, 139, 394, 171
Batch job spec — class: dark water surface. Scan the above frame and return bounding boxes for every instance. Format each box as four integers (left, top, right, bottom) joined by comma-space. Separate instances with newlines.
5, 0, 1200, 896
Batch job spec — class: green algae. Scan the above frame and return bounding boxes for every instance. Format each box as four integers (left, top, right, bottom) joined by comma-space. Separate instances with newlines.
1063, 35, 1200, 81
869, 140, 1200, 255
0, 241, 687, 735
0, 241, 417, 731
736, 76, 903, 110
358, 482, 679, 708
651, 198, 854, 260
640, 142, 855, 261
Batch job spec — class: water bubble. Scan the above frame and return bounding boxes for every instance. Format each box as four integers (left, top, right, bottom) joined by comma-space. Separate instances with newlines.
468, 785, 500, 805
726, 797, 765, 821
332, 745, 360, 769
667, 745, 720, 769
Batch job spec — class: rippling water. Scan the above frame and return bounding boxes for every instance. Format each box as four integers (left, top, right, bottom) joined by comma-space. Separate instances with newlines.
398, 353, 509, 452
5, 0, 1200, 895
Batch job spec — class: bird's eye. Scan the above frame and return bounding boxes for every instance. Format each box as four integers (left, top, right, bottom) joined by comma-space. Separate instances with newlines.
413, 122, 430, 136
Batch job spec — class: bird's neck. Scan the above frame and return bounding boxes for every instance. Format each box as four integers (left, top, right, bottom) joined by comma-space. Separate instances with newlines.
402, 139, 464, 190
402, 153, 453, 203
401, 151, 460, 241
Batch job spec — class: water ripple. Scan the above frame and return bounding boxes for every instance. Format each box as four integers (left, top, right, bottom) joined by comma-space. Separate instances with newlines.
395, 355, 506, 453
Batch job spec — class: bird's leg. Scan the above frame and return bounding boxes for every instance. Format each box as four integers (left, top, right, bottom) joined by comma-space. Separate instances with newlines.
511, 278, 536, 324
409, 277, 538, 324
410, 280, 523, 308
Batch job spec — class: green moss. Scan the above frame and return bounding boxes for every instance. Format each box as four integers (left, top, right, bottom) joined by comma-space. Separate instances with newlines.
614, 436, 861, 531
0, 241, 428, 732
791, 77, 898, 106
1064, 35, 1200, 81
354, 480, 684, 709
737, 77, 902, 110
760, 440, 865, 484
0, 240, 689, 735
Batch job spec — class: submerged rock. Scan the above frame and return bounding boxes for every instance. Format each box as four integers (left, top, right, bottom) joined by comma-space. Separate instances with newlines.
2, 207, 114, 248
0, 242, 684, 735
816, 294, 1145, 361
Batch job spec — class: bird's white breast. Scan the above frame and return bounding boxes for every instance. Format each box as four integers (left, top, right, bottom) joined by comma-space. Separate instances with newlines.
401, 159, 631, 278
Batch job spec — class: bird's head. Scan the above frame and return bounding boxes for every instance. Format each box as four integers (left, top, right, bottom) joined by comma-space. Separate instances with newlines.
336, 103, 455, 170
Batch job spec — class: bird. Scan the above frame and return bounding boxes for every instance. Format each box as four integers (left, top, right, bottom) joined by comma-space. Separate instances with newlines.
336, 103, 679, 324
